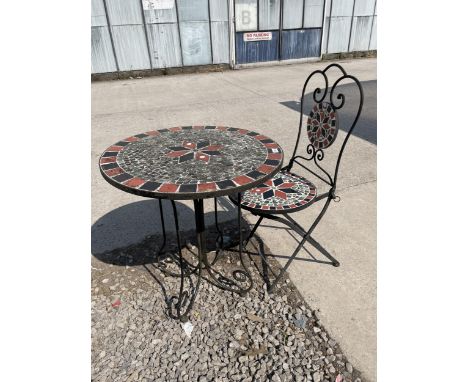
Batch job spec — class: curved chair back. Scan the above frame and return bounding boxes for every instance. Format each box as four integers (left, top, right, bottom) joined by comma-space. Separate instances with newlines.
286, 63, 364, 197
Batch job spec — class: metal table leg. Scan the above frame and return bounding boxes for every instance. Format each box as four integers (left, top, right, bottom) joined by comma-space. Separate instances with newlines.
167, 200, 202, 323
165, 195, 253, 322
197, 194, 253, 297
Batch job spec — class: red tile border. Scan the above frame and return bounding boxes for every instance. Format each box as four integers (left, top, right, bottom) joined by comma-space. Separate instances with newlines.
267, 153, 282, 160
158, 183, 179, 193
197, 182, 217, 192
105, 167, 124, 177
145, 130, 160, 136
233, 175, 254, 186
100, 156, 117, 164
107, 145, 125, 152
124, 177, 146, 188
257, 164, 275, 174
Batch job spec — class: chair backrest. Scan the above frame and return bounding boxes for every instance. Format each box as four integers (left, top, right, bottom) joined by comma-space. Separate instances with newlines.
286, 63, 364, 197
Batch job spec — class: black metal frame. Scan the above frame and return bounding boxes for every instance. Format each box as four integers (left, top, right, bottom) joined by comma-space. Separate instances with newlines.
233, 63, 363, 291
153, 194, 253, 322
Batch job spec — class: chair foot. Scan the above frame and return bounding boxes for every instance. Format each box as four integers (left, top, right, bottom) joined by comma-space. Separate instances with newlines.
332, 261, 340, 267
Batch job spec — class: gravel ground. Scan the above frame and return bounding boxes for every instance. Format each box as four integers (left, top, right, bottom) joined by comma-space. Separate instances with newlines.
92, 223, 364, 382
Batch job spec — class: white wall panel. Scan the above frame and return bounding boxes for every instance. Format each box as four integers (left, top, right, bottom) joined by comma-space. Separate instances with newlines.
235, 0, 257, 31
147, 23, 182, 68
349, 15, 372, 51
304, 0, 324, 28
369, 15, 376, 49
282, 0, 304, 29
210, 0, 228, 21
92, 0, 107, 27
112, 25, 151, 70
106, 0, 143, 25
178, 0, 209, 21
353, 0, 374, 16
92, 26, 117, 73
211, 21, 229, 63
327, 16, 352, 53
331, 0, 353, 17
144, 3, 177, 23
180, 22, 212, 65
259, 0, 280, 30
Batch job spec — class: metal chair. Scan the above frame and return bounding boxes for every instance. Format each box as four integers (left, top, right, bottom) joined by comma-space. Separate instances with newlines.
230, 63, 363, 292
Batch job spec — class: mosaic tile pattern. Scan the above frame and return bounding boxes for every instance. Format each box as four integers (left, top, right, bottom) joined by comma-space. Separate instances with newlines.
306, 102, 339, 150
99, 126, 284, 199
236, 171, 317, 214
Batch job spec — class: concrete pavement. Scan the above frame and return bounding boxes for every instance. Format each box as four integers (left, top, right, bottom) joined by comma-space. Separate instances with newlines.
92, 58, 377, 381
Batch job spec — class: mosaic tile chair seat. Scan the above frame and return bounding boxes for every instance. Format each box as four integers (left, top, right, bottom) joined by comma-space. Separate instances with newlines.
230, 63, 363, 291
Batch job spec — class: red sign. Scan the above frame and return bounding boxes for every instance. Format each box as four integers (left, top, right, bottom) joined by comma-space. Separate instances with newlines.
243, 32, 272, 42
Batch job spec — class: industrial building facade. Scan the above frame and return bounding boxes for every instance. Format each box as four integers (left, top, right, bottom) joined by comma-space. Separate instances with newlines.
91, 0, 377, 75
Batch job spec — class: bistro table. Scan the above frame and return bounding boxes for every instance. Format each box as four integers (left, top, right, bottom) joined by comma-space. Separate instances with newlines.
99, 125, 283, 321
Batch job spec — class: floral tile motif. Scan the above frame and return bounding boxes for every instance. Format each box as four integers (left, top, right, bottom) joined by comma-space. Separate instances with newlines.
99, 126, 284, 199
239, 171, 317, 213
306, 102, 338, 150
166, 140, 223, 164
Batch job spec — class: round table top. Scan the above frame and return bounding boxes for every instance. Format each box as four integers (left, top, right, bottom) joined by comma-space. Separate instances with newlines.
99, 125, 284, 200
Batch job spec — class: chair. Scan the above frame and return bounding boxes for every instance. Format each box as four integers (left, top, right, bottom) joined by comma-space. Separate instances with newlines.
230, 63, 363, 292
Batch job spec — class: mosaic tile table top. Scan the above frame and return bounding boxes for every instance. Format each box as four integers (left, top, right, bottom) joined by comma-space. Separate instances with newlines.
99, 126, 284, 200
232, 171, 317, 214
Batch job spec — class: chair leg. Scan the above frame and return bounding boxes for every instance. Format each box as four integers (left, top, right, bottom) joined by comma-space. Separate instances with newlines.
244, 215, 264, 247
267, 197, 333, 292
305, 236, 340, 267
282, 213, 340, 267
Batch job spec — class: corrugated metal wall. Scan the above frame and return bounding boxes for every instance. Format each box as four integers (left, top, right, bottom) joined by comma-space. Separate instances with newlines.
323, 0, 377, 54
92, 0, 376, 74
91, 0, 230, 73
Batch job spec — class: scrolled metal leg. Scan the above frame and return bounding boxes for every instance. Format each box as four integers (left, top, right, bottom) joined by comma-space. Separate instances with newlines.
197, 195, 253, 295
152, 199, 187, 278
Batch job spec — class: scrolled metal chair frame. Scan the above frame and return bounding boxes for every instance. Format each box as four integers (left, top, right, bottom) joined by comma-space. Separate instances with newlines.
242, 63, 364, 291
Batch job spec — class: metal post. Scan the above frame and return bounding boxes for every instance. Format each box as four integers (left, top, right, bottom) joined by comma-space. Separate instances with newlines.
208, 0, 214, 63
326, 0, 333, 55
347, 0, 356, 52
257, 0, 260, 31
319, 0, 327, 57
229, 0, 236, 68
368, 0, 377, 51
174, 0, 185, 66
138, 0, 154, 70
302, 0, 306, 29
194, 199, 207, 263
102, 0, 120, 72
279, 0, 284, 61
